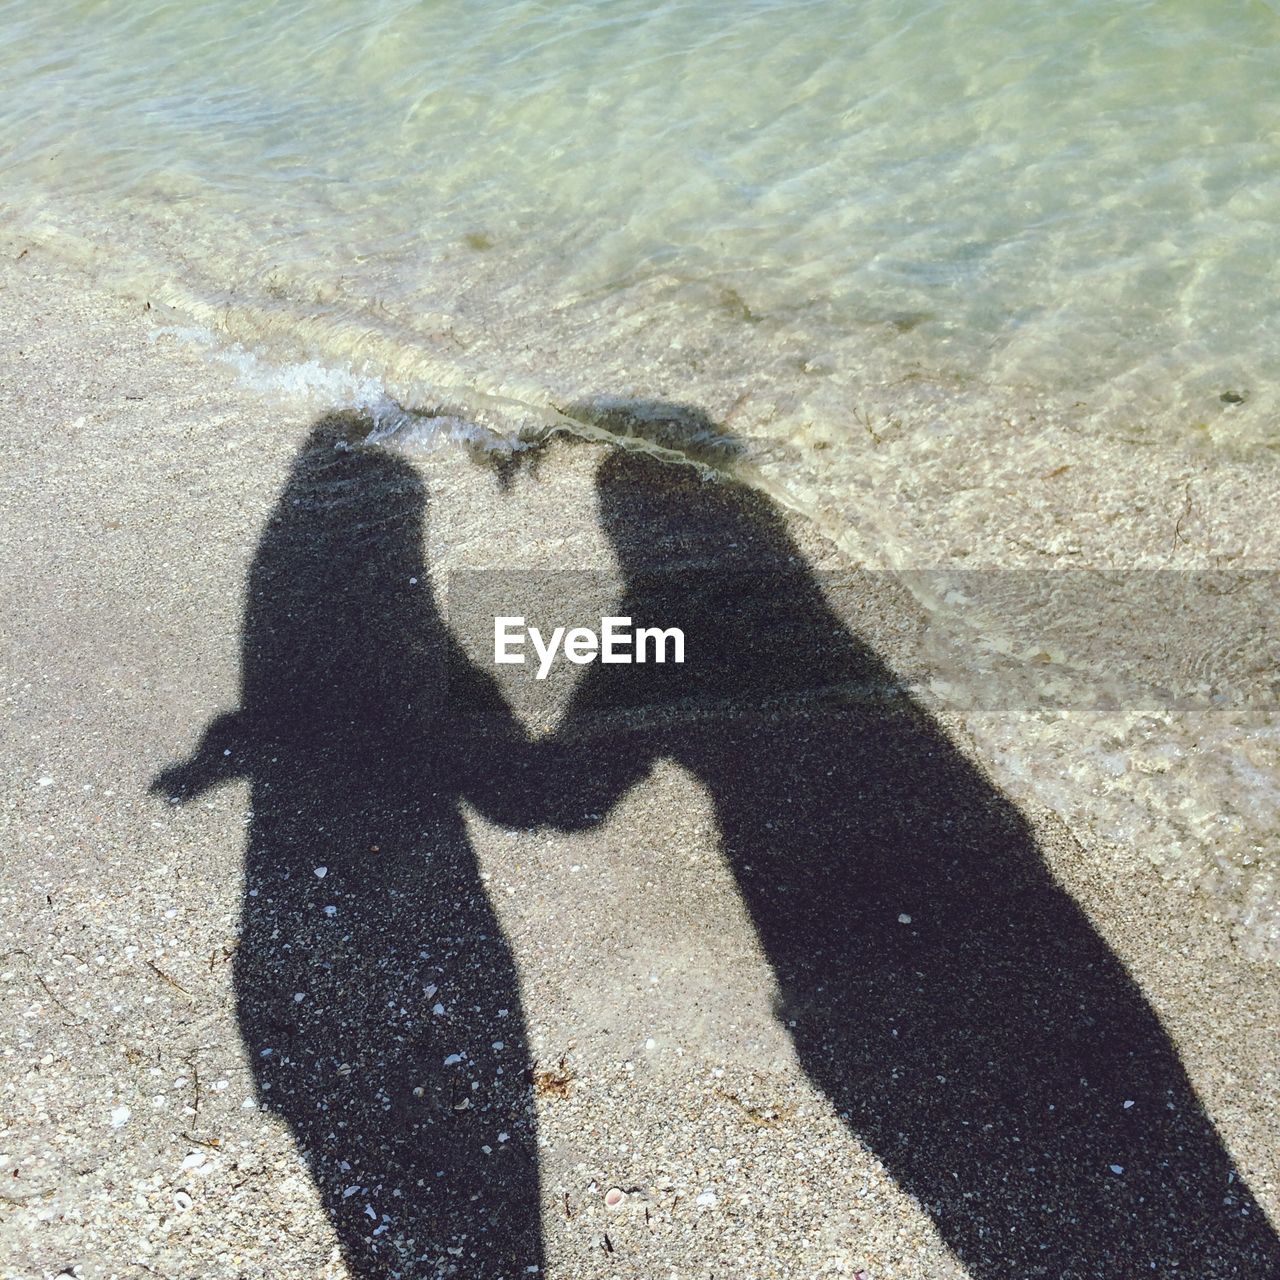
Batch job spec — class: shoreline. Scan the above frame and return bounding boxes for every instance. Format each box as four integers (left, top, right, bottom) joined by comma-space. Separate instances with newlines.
9, 215, 1280, 577
2, 250, 1277, 1277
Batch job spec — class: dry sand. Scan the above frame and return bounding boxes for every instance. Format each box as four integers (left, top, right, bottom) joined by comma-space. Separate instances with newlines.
2, 251, 1277, 1279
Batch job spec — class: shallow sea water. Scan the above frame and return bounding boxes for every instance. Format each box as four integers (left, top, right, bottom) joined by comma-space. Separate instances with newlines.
5, 0, 1278, 436
2, 0, 1277, 954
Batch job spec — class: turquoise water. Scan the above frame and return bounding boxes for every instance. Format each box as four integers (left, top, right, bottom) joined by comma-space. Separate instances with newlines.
3, 0, 1278, 448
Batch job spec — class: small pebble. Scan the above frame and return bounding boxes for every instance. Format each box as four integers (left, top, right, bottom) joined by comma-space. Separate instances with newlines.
695, 1190, 717, 1208
1110, 1164, 1124, 1175
604, 1187, 625, 1209
314, 866, 327, 879
110, 1106, 131, 1128
173, 1190, 193, 1212
898, 913, 912, 925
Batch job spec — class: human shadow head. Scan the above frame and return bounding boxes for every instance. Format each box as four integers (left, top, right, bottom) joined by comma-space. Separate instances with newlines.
151, 416, 544, 1278
239, 414, 431, 745
151, 414, 430, 799
574, 409, 899, 710
560, 396, 748, 475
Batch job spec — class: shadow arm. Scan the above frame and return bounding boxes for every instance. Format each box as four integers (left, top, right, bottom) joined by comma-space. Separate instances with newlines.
448, 645, 652, 830
149, 710, 249, 802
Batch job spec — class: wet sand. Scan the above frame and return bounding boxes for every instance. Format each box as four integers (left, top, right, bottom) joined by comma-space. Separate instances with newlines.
2, 250, 1277, 1279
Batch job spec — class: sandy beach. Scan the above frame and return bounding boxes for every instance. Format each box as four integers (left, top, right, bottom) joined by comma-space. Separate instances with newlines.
2, 251, 1278, 1279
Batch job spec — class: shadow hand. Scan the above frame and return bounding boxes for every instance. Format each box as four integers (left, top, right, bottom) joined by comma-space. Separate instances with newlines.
150, 710, 248, 802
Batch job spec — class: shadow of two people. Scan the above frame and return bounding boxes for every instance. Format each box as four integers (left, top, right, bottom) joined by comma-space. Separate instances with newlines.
153, 413, 1278, 1279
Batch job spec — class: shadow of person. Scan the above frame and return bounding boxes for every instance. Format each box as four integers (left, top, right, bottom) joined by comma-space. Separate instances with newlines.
152, 417, 544, 1279
542, 427, 1280, 1277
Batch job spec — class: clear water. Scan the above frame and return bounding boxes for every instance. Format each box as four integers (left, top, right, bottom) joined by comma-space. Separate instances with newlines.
4, 0, 1279, 443
3, 0, 1279, 954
